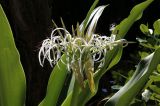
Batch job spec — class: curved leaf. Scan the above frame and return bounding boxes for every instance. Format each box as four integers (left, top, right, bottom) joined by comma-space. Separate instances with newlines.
105, 47, 160, 106
153, 19, 160, 35
113, 0, 154, 39
0, 5, 26, 106
80, 0, 99, 35
38, 55, 68, 106
140, 24, 150, 35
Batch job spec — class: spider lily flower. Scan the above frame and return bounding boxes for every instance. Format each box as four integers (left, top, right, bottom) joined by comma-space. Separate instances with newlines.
38, 5, 128, 93
38, 27, 127, 93
38, 30, 124, 68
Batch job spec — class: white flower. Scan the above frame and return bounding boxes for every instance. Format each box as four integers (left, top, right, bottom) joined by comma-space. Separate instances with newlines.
149, 29, 153, 35
38, 26, 129, 68
109, 23, 116, 31
38, 5, 128, 70
38, 26, 128, 68
142, 89, 152, 102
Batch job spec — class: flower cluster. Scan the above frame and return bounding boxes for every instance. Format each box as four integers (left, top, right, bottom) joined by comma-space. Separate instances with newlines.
38, 5, 128, 93
38, 27, 128, 93
38, 27, 127, 69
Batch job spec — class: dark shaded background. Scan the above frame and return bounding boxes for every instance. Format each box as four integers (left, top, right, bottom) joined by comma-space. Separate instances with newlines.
0, 0, 160, 105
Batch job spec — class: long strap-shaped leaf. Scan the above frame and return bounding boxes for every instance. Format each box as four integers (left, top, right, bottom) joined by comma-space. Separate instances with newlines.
0, 5, 26, 106
113, 0, 154, 39
38, 55, 68, 106
80, 0, 99, 36
105, 47, 160, 106
62, 0, 154, 105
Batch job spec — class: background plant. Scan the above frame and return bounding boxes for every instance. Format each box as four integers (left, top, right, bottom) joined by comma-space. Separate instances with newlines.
136, 19, 160, 105
104, 6, 160, 106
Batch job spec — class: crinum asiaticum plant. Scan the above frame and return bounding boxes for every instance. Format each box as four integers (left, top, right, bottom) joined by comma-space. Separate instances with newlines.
37, 0, 155, 106
38, 5, 128, 94
0, 0, 155, 106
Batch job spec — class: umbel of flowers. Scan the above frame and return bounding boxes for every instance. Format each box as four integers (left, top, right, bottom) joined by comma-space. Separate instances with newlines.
38, 5, 128, 93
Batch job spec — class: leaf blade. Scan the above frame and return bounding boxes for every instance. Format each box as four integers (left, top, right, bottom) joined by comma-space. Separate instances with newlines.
0, 5, 26, 106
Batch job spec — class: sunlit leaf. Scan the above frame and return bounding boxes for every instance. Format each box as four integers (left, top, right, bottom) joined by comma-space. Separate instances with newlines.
112, 0, 154, 39
140, 24, 150, 35
38, 55, 68, 106
153, 19, 160, 35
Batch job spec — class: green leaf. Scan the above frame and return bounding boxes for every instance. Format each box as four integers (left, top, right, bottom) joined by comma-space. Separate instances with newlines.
140, 24, 150, 35
149, 85, 160, 94
38, 55, 68, 106
157, 64, 160, 73
105, 47, 160, 106
138, 51, 149, 59
130, 101, 146, 106
151, 93, 160, 102
112, 0, 154, 39
86, 5, 107, 37
67, 74, 75, 95
140, 43, 155, 49
61, 91, 72, 106
70, 79, 81, 106
144, 79, 153, 89
81, 0, 99, 35
97, 46, 123, 78
0, 5, 26, 106
153, 19, 160, 35
149, 75, 160, 81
